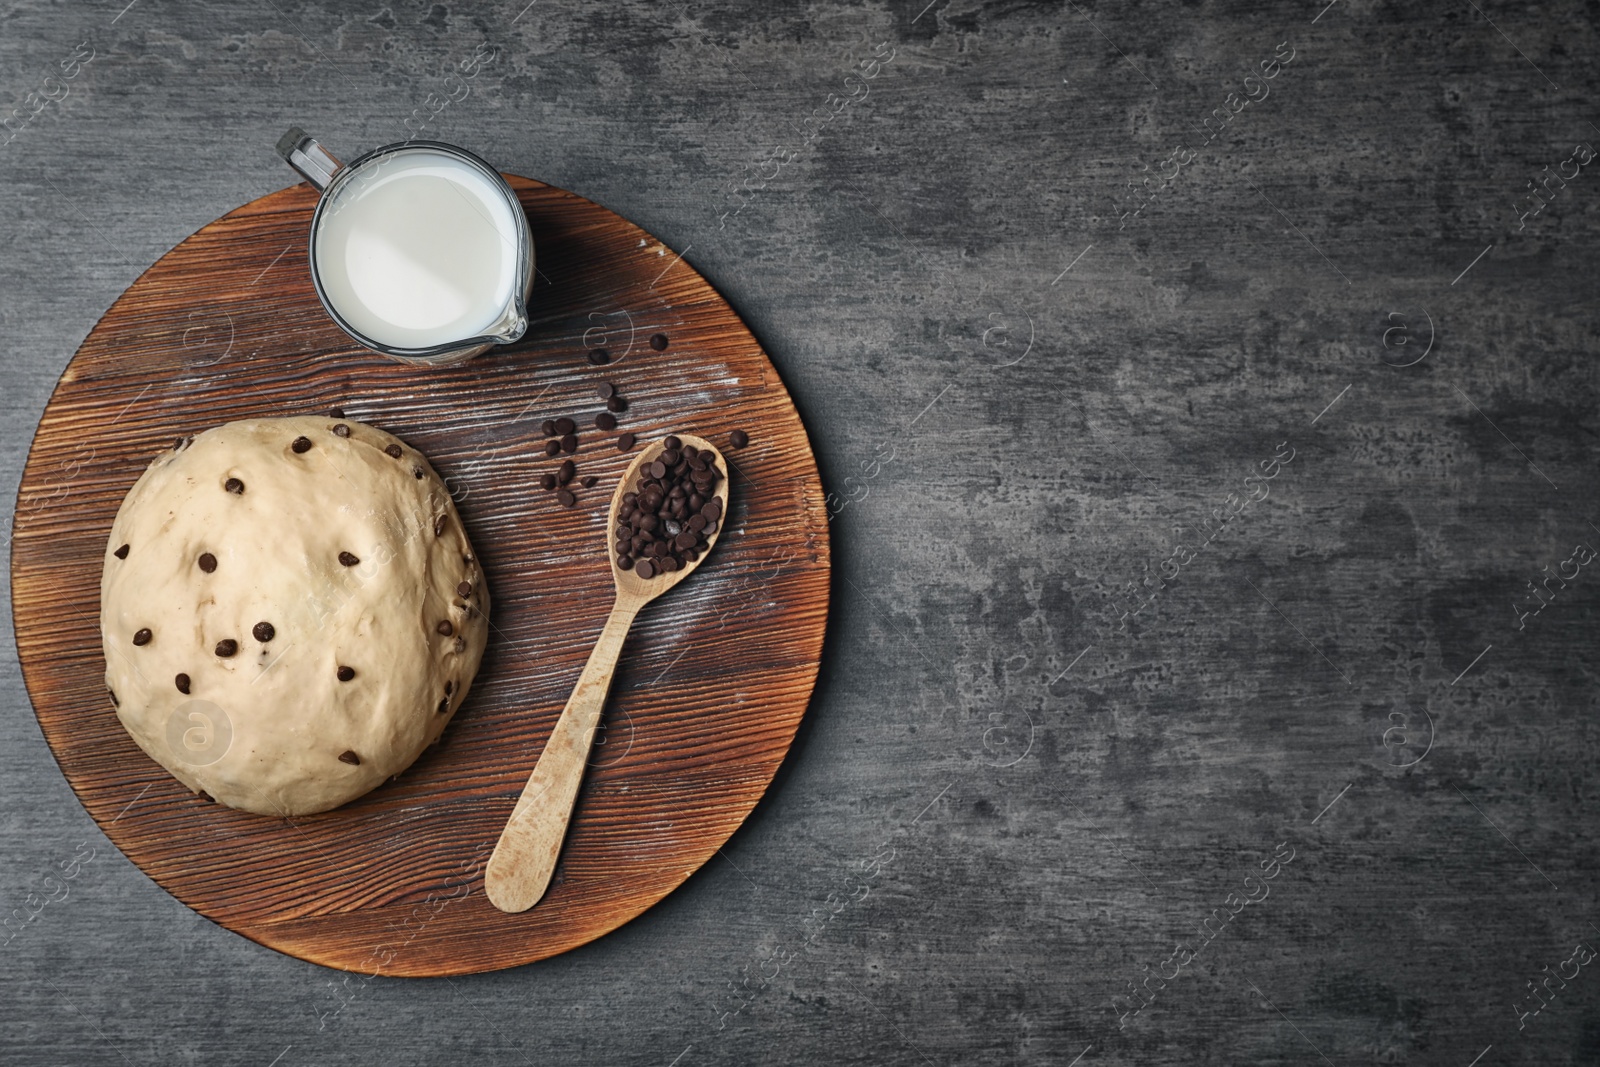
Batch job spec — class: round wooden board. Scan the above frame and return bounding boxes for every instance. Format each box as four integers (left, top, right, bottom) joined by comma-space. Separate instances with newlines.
8, 177, 830, 976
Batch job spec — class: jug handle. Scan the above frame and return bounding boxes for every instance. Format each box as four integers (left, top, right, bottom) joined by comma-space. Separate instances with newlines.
276, 127, 343, 191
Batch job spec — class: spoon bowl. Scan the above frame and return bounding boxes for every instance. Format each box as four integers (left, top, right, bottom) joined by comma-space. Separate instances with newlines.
607, 432, 729, 602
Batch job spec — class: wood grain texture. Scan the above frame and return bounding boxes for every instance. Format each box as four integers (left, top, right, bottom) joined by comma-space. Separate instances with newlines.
8, 177, 830, 976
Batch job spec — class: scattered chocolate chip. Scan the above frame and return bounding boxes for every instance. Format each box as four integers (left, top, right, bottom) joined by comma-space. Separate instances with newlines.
337, 665, 355, 682
338, 749, 361, 765
133, 628, 152, 646
457, 581, 472, 597
437, 697, 449, 714
606, 395, 627, 413
730, 429, 750, 449
597, 382, 616, 400
580, 475, 598, 488
618, 432, 637, 452
198, 552, 218, 573
385, 443, 403, 458
413, 465, 425, 480
596, 412, 618, 431
545, 439, 561, 456
541, 419, 557, 437
292, 436, 313, 454
557, 489, 576, 507
558, 459, 576, 485
328, 408, 345, 418
175, 673, 191, 694
108, 688, 119, 707
332, 423, 350, 437
433, 514, 446, 536
587, 347, 610, 365
113, 543, 130, 559
437, 620, 454, 636
215, 639, 238, 658
253, 621, 275, 642
650, 333, 669, 351
555, 417, 576, 436
224, 477, 245, 494
560, 433, 578, 453
339, 551, 360, 566
540, 473, 556, 491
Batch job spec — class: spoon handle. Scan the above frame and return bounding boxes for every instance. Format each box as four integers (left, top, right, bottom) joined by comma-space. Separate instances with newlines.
485, 596, 641, 913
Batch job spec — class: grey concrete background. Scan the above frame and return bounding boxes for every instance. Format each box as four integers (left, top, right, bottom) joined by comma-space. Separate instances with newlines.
3, 0, 1599, 1063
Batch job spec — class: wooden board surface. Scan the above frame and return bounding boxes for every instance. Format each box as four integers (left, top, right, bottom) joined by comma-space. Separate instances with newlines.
7, 177, 830, 976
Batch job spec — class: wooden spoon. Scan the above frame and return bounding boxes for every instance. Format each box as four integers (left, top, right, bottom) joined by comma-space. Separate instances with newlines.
485, 434, 731, 914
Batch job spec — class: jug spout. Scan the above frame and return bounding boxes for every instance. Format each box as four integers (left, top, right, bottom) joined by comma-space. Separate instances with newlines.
488, 297, 528, 346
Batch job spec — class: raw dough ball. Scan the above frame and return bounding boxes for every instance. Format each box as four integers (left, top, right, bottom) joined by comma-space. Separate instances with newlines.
99, 416, 489, 816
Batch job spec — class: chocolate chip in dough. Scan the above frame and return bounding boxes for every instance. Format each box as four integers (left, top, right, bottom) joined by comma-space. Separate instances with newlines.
253, 621, 275, 642
337, 665, 355, 682
198, 552, 218, 573
413, 465, 425, 480
457, 581, 473, 598
385, 443, 403, 459
108, 688, 119, 707
338, 749, 361, 765
437, 698, 449, 714
292, 436, 313, 454
198, 790, 215, 803
338, 551, 360, 567
133, 628, 152, 646
113, 543, 130, 559
224, 477, 245, 494
175, 673, 191, 694
650, 333, 669, 351
215, 639, 238, 658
